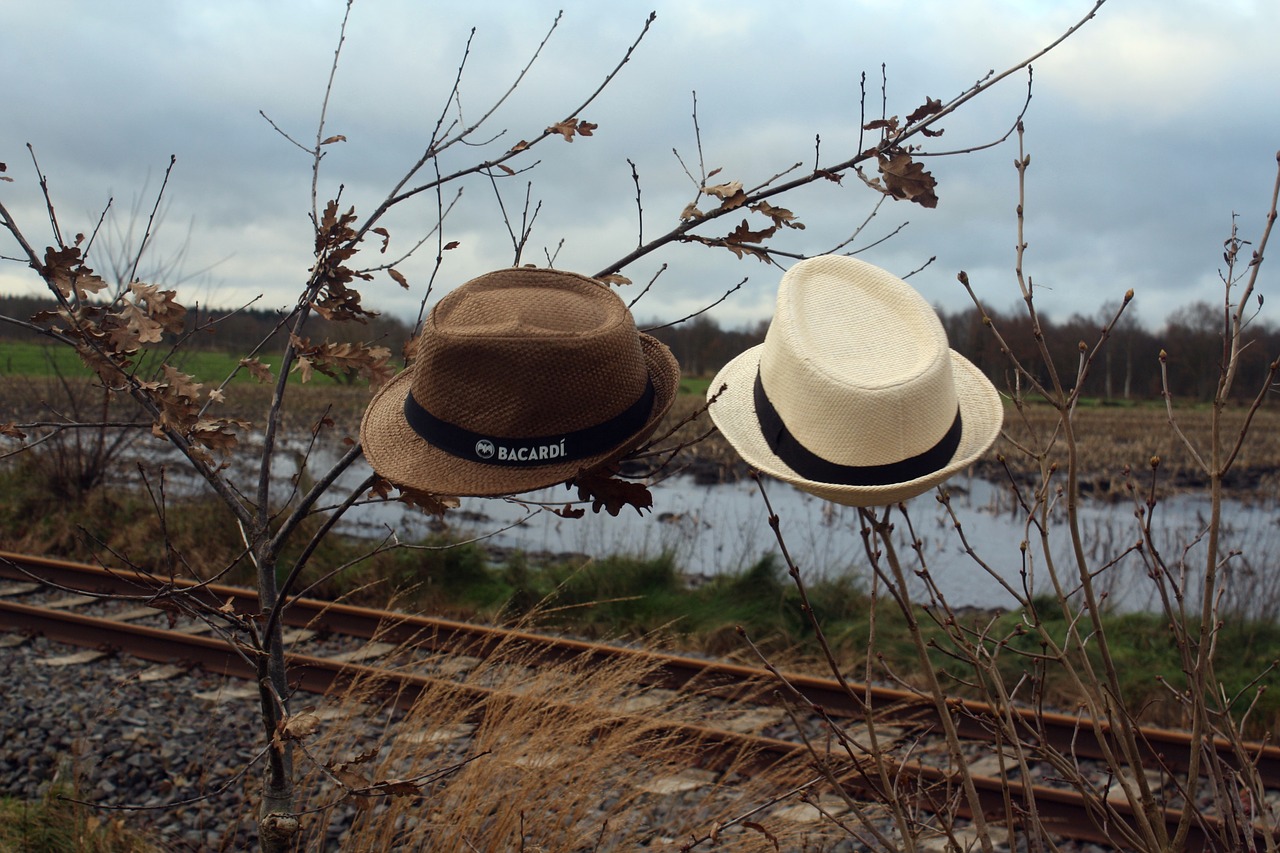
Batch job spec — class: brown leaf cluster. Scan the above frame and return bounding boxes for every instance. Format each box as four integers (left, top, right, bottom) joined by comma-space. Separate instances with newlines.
856, 95, 945, 208
142, 364, 250, 463
111, 283, 187, 350
32, 276, 188, 382
239, 357, 274, 384
290, 335, 394, 389
700, 180, 746, 211
367, 476, 459, 516
546, 118, 598, 142
572, 466, 653, 516
863, 95, 944, 138
876, 151, 938, 208
42, 244, 108, 302
312, 200, 377, 323
679, 177, 803, 259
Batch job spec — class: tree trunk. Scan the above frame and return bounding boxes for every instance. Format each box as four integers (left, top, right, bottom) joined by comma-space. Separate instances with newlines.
254, 549, 298, 853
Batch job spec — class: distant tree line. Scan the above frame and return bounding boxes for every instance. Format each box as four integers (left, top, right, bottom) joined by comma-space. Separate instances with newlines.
645, 300, 1280, 404
0, 294, 412, 353
3, 294, 1275, 403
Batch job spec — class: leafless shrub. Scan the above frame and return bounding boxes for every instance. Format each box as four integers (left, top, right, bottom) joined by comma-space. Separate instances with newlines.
739, 124, 1280, 851
1, 2, 1106, 850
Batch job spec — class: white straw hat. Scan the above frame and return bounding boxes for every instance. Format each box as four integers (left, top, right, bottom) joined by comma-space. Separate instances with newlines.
708, 255, 1002, 507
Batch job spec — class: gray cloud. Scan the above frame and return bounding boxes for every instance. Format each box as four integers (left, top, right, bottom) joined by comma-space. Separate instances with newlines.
3, 0, 1277, 334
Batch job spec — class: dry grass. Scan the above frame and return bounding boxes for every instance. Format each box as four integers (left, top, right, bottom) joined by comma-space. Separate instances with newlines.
284, 632, 836, 852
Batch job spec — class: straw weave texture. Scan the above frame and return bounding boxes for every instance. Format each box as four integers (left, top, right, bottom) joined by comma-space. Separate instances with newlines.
361, 268, 678, 497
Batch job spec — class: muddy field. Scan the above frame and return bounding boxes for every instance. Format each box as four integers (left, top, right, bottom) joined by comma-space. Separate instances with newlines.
5, 378, 1280, 500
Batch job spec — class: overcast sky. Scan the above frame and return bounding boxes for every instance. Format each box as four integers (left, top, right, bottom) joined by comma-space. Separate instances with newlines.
3, 0, 1278, 334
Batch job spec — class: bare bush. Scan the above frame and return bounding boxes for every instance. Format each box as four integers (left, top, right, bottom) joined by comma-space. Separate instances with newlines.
1, 2, 1109, 849
737, 127, 1280, 850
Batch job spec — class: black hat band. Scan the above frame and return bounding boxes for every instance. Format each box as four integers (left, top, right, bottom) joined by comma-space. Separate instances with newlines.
404, 377, 656, 468
754, 370, 962, 487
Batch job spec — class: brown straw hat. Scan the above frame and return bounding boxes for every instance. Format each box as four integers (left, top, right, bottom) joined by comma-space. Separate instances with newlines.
360, 267, 679, 497
708, 255, 1002, 507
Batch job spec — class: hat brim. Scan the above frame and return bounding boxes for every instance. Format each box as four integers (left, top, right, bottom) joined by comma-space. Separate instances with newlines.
708, 345, 1003, 507
360, 335, 679, 497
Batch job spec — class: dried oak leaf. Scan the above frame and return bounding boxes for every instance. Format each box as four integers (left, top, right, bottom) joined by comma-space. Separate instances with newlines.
191, 419, 247, 456
750, 201, 804, 230
550, 119, 578, 140
743, 821, 780, 851
863, 116, 899, 133
388, 268, 409, 289
573, 468, 653, 517
129, 282, 187, 334
109, 300, 165, 350
0, 422, 27, 440
373, 779, 422, 797
596, 273, 632, 287
701, 181, 746, 210
906, 97, 943, 125
679, 202, 704, 221
43, 245, 107, 301
396, 485, 459, 516
548, 118, 596, 142
77, 343, 128, 384
290, 336, 395, 388
280, 712, 322, 741
294, 356, 315, 384
334, 768, 374, 806
367, 476, 394, 501
239, 357, 273, 383
683, 233, 772, 263
162, 363, 203, 399
877, 152, 938, 208
326, 747, 381, 802
724, 219, 777, 247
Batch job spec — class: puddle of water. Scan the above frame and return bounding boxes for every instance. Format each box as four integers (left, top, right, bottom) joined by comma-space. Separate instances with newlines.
116, 440, 1280, 615
329, 460, 1280, 615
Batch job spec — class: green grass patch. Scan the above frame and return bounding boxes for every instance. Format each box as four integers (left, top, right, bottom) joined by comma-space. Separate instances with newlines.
0, 341, 351, 385
678, 376, 712, 396
0, 785, 157, 852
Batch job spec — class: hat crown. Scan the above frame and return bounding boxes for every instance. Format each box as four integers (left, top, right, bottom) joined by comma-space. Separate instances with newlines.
411, 268, 649, 438
759, 256, 959, 467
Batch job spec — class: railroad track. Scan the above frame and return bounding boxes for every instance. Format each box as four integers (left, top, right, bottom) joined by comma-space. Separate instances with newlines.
3, 549, 1278, 850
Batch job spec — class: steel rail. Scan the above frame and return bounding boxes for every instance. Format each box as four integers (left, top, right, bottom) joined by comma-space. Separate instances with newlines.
5, 550, 1280, 801
0, 596, 1243, 851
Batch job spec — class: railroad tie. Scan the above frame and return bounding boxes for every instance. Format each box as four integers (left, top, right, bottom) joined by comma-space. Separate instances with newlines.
42, 593, 98, 610
326, 641, 397, 664
919, 824, 1010, 852
37, 649, 108, 666
637, 767, 718, 795
772, 794, 854, 824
